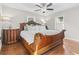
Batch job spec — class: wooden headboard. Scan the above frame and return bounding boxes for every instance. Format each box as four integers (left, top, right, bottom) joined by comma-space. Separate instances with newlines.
26, 20, 41, 25
20, 23, 26, 31
20, 21, 42, 31
20, 20, 47, 32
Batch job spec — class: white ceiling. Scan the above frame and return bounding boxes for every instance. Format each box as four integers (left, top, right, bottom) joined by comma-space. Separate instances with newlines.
1, 3, 79, 16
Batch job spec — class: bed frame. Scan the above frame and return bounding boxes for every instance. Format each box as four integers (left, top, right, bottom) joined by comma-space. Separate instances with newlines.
20, 23, 65, 55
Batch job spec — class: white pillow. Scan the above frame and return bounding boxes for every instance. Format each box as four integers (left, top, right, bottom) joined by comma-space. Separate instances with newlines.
28, 26, 38, 31
24, 25, 28, 31
38, 25, 46, 31
27, 25, 46, 31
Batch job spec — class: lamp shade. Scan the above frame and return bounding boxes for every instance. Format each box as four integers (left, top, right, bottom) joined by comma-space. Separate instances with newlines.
0, 16, 10, 20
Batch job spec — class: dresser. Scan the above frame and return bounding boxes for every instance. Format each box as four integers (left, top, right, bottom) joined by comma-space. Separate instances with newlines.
2, 28, 20, 44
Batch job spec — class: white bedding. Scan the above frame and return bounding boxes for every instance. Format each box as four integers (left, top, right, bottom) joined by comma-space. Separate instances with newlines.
20, 30, 61, 45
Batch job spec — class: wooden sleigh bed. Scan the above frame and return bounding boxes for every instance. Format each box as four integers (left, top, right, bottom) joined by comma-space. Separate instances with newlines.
20, 22, 65, 55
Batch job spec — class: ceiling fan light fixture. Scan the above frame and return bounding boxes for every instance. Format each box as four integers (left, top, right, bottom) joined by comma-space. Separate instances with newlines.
35, 3, 54, 14
43, 11, 45, 13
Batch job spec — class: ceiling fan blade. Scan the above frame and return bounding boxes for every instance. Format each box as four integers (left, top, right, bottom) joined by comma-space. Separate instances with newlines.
35, 4, 42, 8
40, 3, 46, 7
47, 3, 52, 7
34, 9, 41, 11
47, 8, 54, 10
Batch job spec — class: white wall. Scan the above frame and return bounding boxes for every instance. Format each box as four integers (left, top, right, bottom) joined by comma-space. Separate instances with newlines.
0, 5, 44, 37
1, 4, 79, 41
0, 5, 42, 25
2, 5, 44, 24
46, 6, 79, 40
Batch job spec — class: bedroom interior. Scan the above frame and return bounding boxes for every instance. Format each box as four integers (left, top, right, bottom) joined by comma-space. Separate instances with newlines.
0, 3, 79, 55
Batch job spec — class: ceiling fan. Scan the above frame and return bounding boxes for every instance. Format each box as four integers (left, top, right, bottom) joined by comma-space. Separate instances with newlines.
34, 3, 54, 13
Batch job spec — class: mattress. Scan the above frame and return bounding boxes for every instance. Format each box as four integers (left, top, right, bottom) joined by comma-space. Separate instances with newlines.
20, 30, 61, 45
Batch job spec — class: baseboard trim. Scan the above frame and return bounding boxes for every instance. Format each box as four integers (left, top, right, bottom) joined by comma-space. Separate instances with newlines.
64, 38, 79, 42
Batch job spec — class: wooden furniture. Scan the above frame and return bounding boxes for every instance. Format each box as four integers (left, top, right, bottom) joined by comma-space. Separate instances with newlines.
20, 23, 26, 31
2, 28, 20, 44
20, 23, 65, 55
21, 30, 65, 55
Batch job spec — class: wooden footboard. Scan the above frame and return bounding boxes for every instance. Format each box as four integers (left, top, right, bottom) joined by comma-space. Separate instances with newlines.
20, 30, 65, 55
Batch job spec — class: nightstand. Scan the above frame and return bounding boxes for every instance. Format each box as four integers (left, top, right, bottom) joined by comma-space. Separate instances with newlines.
2, 28, 20, 44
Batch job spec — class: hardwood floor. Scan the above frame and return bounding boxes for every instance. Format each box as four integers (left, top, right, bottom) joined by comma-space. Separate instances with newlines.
44, 39, 79, 55
43, 44, 73, 55
0, 39, 79, 55
0, 42, 30, 55
63, 39, 79, 54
